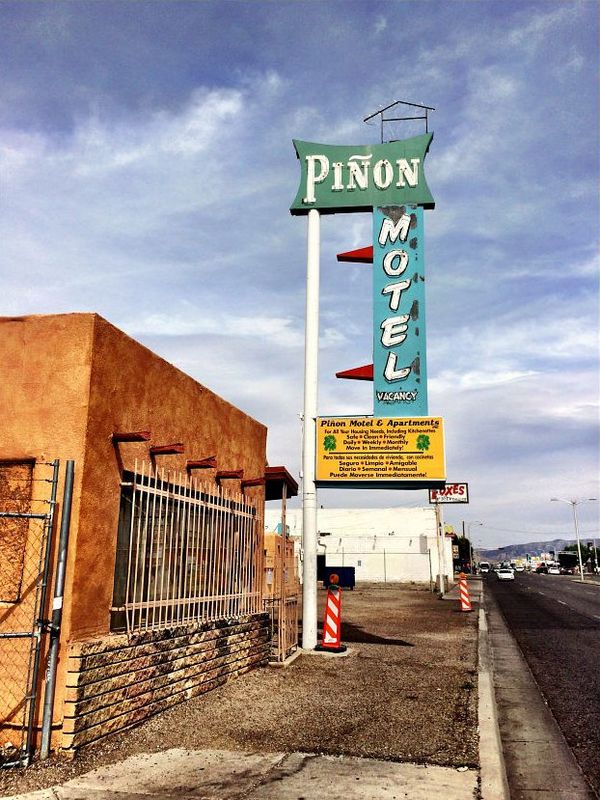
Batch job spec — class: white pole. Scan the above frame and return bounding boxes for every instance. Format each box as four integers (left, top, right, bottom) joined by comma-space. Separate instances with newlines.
572, 501, 585, 583
439, 504, 448, 584
302, 208, 320, 650
434, 502, 445, 594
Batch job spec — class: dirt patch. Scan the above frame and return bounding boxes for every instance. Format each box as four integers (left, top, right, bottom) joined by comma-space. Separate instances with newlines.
0, 583, 478, 796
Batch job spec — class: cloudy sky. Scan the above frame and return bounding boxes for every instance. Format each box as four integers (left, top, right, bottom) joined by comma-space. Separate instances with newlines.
1, 1, 598, 547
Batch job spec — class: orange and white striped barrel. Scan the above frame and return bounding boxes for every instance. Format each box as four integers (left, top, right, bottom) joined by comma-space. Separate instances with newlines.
458, 572, 472, 612
322, 585, 342, 647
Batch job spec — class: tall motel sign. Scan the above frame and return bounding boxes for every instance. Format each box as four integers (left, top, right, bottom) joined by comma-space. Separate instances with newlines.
290, 125, 450, 649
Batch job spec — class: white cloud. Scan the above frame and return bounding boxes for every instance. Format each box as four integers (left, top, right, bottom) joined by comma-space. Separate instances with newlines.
129, 310, 304, 347
507, 5, 575, 51
373, 16, 387, 35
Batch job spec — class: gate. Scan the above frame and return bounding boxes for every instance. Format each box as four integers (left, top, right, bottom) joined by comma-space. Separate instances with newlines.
0, 460, 59, 768
264, 486, 299, 663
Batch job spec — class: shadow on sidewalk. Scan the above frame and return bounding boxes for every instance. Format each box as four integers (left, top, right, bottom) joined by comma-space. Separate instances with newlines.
337, 621, 414, 646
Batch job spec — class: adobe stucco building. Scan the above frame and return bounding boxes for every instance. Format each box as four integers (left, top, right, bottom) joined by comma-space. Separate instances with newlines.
0, 313, 291, 759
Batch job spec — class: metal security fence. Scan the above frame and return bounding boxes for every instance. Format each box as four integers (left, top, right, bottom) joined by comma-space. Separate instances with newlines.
112, 462, 263, 634
264, 595, 298, 662
0, 460, 59, 768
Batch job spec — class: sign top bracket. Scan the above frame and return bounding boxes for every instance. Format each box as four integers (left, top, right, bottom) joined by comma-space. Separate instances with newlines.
364, 100, 436, 142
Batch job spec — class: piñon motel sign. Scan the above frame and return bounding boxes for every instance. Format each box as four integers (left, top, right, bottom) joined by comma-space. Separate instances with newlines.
291, 132, 441, 649
291, 134, 434, 417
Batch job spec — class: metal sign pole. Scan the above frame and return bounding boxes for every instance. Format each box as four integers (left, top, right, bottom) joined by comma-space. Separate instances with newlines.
302, 209, 320, 650
434, 501, 445, 594
439, 503, 448, 584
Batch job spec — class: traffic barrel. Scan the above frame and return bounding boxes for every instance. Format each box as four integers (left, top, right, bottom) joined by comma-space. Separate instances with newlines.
315, 574, 347, 653
458, 572, 472, 612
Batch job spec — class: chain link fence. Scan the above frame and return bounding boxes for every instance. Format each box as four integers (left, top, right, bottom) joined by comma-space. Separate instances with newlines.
0, 460, 58, 768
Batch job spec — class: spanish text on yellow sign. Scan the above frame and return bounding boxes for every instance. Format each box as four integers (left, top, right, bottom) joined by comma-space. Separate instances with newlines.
316, 416, 446, 483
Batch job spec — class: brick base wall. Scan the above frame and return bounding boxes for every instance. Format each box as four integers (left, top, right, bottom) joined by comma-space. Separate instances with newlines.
61, 614, 269, 751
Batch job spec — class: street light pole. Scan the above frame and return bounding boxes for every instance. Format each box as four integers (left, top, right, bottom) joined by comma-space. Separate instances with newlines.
465, 521, 483, 573
572, 501, 584, 582
550, 498, 598, 583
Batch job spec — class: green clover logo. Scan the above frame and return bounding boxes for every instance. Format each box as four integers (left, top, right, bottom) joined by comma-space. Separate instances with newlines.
324, 434, 337, 452
416, 434, 430, 451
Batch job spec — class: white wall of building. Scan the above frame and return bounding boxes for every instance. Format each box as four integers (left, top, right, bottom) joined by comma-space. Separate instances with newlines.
264, 507, 454, 586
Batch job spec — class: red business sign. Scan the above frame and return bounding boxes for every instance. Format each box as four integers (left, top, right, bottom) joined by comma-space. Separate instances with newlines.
428, 483, 469, 504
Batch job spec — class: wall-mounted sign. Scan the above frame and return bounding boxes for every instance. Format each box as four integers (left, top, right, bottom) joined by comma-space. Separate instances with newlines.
315, 416, 445, 486
373, 205, 427, 416
290, 135, 435, 215
428, 483, 469, 504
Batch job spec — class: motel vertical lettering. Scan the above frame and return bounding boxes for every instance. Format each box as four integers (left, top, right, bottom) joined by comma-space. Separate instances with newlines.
373, 206, 428, 416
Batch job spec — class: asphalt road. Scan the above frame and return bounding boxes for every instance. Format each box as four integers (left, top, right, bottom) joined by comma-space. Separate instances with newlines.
487, 572, 600, 798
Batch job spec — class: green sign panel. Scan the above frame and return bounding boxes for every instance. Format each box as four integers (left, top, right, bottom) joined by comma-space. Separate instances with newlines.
290, 134, 435, 215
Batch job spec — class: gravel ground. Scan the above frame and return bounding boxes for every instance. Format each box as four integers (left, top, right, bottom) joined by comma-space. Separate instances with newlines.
0, 583, 479, 796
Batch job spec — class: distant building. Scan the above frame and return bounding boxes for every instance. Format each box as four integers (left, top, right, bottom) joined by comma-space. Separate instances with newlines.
265, 507, 453, 586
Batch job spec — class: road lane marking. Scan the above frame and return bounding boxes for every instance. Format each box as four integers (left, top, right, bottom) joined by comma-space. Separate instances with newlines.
546, 597, 600, 622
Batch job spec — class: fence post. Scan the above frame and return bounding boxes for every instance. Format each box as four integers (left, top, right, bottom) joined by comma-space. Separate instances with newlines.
22, 460, 60, 767
40, 460, 74, 760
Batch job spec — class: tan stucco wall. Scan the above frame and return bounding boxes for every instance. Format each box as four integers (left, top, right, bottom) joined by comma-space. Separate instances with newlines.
0, 313, 95, 628
0, 315, 94, 466
0, 312, 268, 748
0, 314, 95, 746
71, 314, 267, 642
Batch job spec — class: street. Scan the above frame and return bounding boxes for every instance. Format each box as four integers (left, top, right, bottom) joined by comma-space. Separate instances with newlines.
487, 572, 600, 797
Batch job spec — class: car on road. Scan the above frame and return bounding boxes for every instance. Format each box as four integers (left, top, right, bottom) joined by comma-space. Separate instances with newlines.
548, 565, 561, 575
479, 561, 491, 574
514, 565, 525, 572
496, 567, 515, 581
535, 563, 548, 574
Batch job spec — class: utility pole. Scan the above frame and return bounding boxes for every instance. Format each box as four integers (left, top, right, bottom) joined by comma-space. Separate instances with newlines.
551, 497, 598, 583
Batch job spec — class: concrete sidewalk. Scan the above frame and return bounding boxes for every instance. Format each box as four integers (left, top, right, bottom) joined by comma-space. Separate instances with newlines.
5, 749, 478, 799
484, 585, 595, 798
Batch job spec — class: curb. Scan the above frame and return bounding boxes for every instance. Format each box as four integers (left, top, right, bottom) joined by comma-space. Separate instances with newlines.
478, 586, 510, 800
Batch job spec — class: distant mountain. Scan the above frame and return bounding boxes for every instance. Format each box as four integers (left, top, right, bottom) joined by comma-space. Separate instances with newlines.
479, 539, 581, 562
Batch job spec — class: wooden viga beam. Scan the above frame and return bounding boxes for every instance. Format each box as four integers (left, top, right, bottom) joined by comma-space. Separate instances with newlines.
186, 456, 217, 470
216, 470, 244, 484
149, 443, 184, 456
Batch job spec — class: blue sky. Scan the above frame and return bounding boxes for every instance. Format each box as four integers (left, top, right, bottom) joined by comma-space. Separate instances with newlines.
1, 1, 598, 547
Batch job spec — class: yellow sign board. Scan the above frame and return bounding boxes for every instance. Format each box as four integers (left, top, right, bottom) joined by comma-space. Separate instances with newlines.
316, 416, 446, 485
